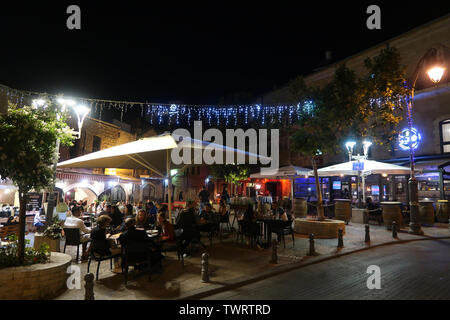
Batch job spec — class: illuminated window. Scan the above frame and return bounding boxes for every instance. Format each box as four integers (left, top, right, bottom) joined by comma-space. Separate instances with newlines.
440, 119, 450, 153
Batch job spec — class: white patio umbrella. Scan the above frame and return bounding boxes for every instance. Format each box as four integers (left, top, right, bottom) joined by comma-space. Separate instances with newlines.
310, 159, 415, 203
250, 165, 310, 179
58, 134, 271, 220
312, 160, 414, 177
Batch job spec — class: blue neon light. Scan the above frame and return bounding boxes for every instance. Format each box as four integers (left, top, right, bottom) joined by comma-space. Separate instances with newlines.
399, 127, 421, 151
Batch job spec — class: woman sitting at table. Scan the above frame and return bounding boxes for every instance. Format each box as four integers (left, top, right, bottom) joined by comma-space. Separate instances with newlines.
157, 213, 175, 242
90, 215, 122, 273
109, 205, 124, 230
135, 209, 152, 230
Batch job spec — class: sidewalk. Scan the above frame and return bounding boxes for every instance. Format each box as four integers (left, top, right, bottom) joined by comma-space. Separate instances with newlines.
54, 222, 449, 300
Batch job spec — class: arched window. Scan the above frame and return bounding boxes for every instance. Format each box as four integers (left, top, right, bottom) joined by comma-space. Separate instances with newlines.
440, 119, 450, 153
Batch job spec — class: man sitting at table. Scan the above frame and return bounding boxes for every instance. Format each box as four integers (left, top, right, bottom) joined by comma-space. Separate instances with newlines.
99, 204, 112, 218
90, 215, 122, 273
197, 203, 217, 233
64, 206, 92, 261
175, 200, 199, 256
119, 218, 162, 272
272, 201, 289, 221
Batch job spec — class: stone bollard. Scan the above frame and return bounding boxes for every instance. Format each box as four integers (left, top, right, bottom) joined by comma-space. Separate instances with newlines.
270, 239, 278, 264
308, 233, 317, 256
84, 273, 95, 300
392, 221, 398, 238
449, 219, 450, 233
365, 224, 370, 243
337, 229, 344, 248
201, 252, 210, 283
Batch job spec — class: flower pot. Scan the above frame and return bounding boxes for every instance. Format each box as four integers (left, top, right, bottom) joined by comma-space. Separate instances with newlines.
33, 233, 61, 252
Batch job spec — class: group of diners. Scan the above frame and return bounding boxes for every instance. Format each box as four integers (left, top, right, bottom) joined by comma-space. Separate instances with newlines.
60, 197, 232, 272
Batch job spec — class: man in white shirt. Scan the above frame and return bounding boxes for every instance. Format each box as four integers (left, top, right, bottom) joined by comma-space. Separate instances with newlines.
64, 206, 91, 260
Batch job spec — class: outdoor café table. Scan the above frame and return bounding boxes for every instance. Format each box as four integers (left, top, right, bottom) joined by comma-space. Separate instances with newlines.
109, 229, 160, 243
256, 217, 286, 246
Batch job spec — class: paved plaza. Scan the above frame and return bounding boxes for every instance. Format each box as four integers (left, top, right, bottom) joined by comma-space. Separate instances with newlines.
51, 216, 450, 300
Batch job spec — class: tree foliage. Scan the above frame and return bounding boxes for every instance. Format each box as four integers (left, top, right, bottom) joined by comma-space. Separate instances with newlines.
0, 101, 74, 263
209, 164, 251, 185
0, 103, 74, 192
290, 47, 408, 158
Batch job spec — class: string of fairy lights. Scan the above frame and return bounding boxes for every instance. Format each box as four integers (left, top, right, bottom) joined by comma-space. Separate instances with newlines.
0, 84, 315, 127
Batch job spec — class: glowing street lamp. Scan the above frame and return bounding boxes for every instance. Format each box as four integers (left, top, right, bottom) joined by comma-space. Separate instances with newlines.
345, 141, 356, 161
427, 66, 445, 84
74, 104, 90, 139
362, 140, 372, 159
405, 44, 449, 235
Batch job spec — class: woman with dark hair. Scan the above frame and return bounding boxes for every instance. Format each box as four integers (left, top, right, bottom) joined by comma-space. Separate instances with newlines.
90, 215, 122, 273
125, 204, 134, 218
109, 205, 124, 230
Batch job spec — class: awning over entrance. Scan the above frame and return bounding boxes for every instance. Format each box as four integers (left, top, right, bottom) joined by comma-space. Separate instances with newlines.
250, 165, 310, 179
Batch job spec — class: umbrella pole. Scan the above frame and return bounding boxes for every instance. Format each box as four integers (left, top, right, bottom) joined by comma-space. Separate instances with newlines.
167, 149, 172, 223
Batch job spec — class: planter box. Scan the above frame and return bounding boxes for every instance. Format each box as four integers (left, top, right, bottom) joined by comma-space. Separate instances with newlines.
33, 233, 61, 252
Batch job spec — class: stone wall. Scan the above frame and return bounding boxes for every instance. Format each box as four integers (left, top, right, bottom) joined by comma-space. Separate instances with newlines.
60, 117, 137, 162
0, 252, 72, 300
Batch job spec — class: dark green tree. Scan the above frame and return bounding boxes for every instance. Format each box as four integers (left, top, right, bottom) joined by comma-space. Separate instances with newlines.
290, 47, 408, 220
0, 102, 74, 262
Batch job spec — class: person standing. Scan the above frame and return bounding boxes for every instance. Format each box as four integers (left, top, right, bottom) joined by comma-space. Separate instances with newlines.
198, 186, 210, 211
221, 186, 230, 205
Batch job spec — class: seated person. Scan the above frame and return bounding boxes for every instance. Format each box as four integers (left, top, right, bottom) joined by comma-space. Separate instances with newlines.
241, 203, 260, 238
157, 213, 175, 243
175, 200, 199, 255
119, 218, 161, 270
64, 206, 92, 260
109, 205, 124, 230
198, 203, 217, 233
4, 216, 19, 227
272, 202, 289, 221
90, 215, 121, 273
135, 209, 152, 230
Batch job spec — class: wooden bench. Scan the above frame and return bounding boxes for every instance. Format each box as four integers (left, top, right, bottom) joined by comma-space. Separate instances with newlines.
0, 224, 20, 240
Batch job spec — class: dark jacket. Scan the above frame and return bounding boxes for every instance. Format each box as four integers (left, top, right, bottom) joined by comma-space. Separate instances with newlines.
108, 211, 124, 228
90, 226, 111, 256
175, 208, 198, 235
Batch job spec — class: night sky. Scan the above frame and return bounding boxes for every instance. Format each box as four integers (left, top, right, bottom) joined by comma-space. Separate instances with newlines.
1, 1, 449, 105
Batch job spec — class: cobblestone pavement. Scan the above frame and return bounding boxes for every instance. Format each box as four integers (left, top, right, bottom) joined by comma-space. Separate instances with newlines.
203, 239, 450, 300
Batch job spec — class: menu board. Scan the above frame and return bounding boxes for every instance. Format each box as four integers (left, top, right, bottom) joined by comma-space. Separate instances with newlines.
27, 192, 42, 210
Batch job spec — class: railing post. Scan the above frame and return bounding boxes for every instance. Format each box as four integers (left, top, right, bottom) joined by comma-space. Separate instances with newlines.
201, 252, 210, 283
365, 224, 370, 243
392, 221, 398, 238
308, 233, 317, 256
337, 229, 344, 248
84, 273, 95, 300
270, 239, 278, 264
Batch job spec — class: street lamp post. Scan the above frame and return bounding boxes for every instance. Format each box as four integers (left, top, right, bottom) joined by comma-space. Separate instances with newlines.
406, 44, 448, 235
42, 98, 90, 226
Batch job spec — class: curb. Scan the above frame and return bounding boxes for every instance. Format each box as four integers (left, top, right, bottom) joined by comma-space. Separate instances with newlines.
177, 234, 450, 300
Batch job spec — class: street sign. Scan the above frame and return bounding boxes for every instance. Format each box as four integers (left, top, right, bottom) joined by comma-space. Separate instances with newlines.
353, 162, 364, 171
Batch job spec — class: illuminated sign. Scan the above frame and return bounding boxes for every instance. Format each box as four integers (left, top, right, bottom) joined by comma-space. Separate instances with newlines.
399, 127, 421, 151
353, 162, 364, 171
105, 168, 117, 176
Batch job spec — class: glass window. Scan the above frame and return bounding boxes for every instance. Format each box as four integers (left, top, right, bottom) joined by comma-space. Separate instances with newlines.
92, 136, 101, 152
441, 119, 450, 153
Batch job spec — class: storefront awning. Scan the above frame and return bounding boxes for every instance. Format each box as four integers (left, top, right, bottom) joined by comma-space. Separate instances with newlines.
250, 165, 310, 179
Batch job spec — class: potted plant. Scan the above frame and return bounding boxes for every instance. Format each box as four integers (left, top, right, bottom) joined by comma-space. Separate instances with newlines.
36, 217, 64, 252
